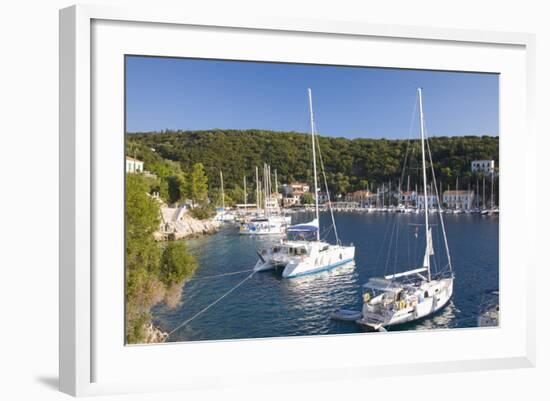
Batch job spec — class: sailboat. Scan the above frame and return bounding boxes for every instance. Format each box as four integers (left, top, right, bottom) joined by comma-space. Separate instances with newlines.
214, 171, 236, 222
254, 89, 355, 278
239, 164, 290, 235
356, 88, 454, 331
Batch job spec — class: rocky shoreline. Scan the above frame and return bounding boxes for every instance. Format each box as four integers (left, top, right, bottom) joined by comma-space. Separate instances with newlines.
155, 206, 221, 241
142, 323, 169, 343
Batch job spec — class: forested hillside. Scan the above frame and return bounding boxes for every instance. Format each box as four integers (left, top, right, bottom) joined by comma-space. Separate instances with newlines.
127, 129, 499, 199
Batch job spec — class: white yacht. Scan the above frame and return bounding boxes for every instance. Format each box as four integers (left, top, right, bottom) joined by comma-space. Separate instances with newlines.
253, 88, 355, 278
254, 219, 355, 277
356, 88, 454, 331
239, 214, 290, 235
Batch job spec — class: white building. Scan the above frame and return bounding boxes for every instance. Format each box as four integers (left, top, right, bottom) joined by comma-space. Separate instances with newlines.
344, 190, 371, 203
289, 182, 310, 196
443, 190, 474, 209
398, 191, 417, 205
417, 194, 438, 209
265, 196, 280, 210
471, 160, 495, 175
317, 192, 330, 204
283, 195, 301, 208
126, 156, 144, 173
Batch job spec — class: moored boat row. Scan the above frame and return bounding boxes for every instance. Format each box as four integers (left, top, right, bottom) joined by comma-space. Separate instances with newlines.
209, 88, 497, 332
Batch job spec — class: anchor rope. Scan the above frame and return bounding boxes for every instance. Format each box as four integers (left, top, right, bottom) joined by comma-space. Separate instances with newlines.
165, 270, 257, 340
188, 268, 254, 280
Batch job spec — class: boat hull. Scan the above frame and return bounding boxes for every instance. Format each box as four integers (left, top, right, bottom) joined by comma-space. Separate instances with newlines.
357, 278, 453, 330
282, 245, 355, 278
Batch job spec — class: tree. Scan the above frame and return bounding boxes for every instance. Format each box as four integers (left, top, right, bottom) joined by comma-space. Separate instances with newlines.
165, 173, 188, 205
126, 130, 499, 205
301, 192, 314, 205
358, 179, 369, 190
334, 172, 350, 195
125, 174, 162, 344
125, 173, 199, 343
188, 163, 208, 207
160, 242, 197, 287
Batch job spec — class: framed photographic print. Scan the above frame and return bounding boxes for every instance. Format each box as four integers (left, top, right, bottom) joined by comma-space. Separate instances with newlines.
59, 4, 536, 396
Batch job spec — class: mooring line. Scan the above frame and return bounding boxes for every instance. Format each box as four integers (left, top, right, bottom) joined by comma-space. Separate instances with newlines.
188, 268, 254, 281
165, 270, 257, 340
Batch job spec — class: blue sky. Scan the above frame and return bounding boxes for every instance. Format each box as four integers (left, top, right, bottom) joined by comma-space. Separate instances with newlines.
125, 56, 499, 139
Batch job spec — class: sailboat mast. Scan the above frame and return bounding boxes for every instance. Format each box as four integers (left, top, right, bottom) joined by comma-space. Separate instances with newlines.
243, 176, 247, 213
491, 170, 494, 209
220, 170, 225, 210
476, 179, 479, 208
407, 175, 410, 207
418, 88, 431, 281
483, 175, 486, 209
455, 176, 458, 209
255, 166, 260, 213
308, 88, 321, 242
263, 163, 269, 217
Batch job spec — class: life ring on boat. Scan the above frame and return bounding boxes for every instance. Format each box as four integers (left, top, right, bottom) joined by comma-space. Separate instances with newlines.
363, 293, 371, 303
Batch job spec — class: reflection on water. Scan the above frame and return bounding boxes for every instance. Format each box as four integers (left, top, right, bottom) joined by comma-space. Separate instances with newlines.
152, 211, 499, 342
403, 301, 459, 331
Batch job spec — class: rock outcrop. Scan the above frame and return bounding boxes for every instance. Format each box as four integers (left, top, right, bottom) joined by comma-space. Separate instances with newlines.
142, 323, 169, 343
155, 206, 221, 240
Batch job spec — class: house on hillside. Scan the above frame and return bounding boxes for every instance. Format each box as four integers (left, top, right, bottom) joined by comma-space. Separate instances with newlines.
471, 160, 495, 175
289, 182, 310, 196
283, 195, 301, 208
344, 190, 374, 207
126, 156, 144, 173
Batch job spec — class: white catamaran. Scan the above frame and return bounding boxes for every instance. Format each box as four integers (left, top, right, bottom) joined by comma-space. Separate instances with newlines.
356, 88, 454, 331
254, 89, 355, 278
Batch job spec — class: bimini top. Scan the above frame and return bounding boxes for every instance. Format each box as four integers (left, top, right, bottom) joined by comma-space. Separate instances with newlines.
287, 219, 319, 232
363, 277, 403, 293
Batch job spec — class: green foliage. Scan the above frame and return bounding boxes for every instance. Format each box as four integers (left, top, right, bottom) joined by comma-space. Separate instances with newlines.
125, 173, 197, 344
226, 185, 245, 206
301, 192, 314, 205
165, 173, 187, 204
189, 163, 209, 206
125, 174, 162, 343
126, 174, 160, 242
125, 140, 189, 204
127, 130, 499, 197
209, 187, 235, 208
190, 205, 216, 220
160, 242, 198, 286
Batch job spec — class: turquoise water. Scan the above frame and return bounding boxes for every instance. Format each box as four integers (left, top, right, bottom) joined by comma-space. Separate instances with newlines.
153, 211, 499, 342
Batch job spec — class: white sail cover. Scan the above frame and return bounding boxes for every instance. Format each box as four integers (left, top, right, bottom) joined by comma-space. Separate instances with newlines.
287, 219, 319, 232
423, 227, 434, 267
384, 267, 428, 280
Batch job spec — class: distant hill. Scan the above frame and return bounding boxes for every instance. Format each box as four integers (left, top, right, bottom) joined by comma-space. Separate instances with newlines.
127, 129, 499, 194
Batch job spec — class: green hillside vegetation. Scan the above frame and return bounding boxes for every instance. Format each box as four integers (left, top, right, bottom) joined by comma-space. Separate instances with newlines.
125, 173, 197, 343
127, 129, 499, 202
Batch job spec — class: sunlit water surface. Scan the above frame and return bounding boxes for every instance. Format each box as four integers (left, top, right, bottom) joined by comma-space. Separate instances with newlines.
152, 211, 499, 342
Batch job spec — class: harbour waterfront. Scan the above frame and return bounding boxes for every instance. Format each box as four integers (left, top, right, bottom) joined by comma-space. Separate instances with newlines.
153, 211, 499, 342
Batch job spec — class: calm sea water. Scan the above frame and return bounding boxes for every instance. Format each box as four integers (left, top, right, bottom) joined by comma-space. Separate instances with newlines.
153, 211, 499, 342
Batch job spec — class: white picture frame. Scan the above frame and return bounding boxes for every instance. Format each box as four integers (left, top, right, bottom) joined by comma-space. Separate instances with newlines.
59, 3, 536, 397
